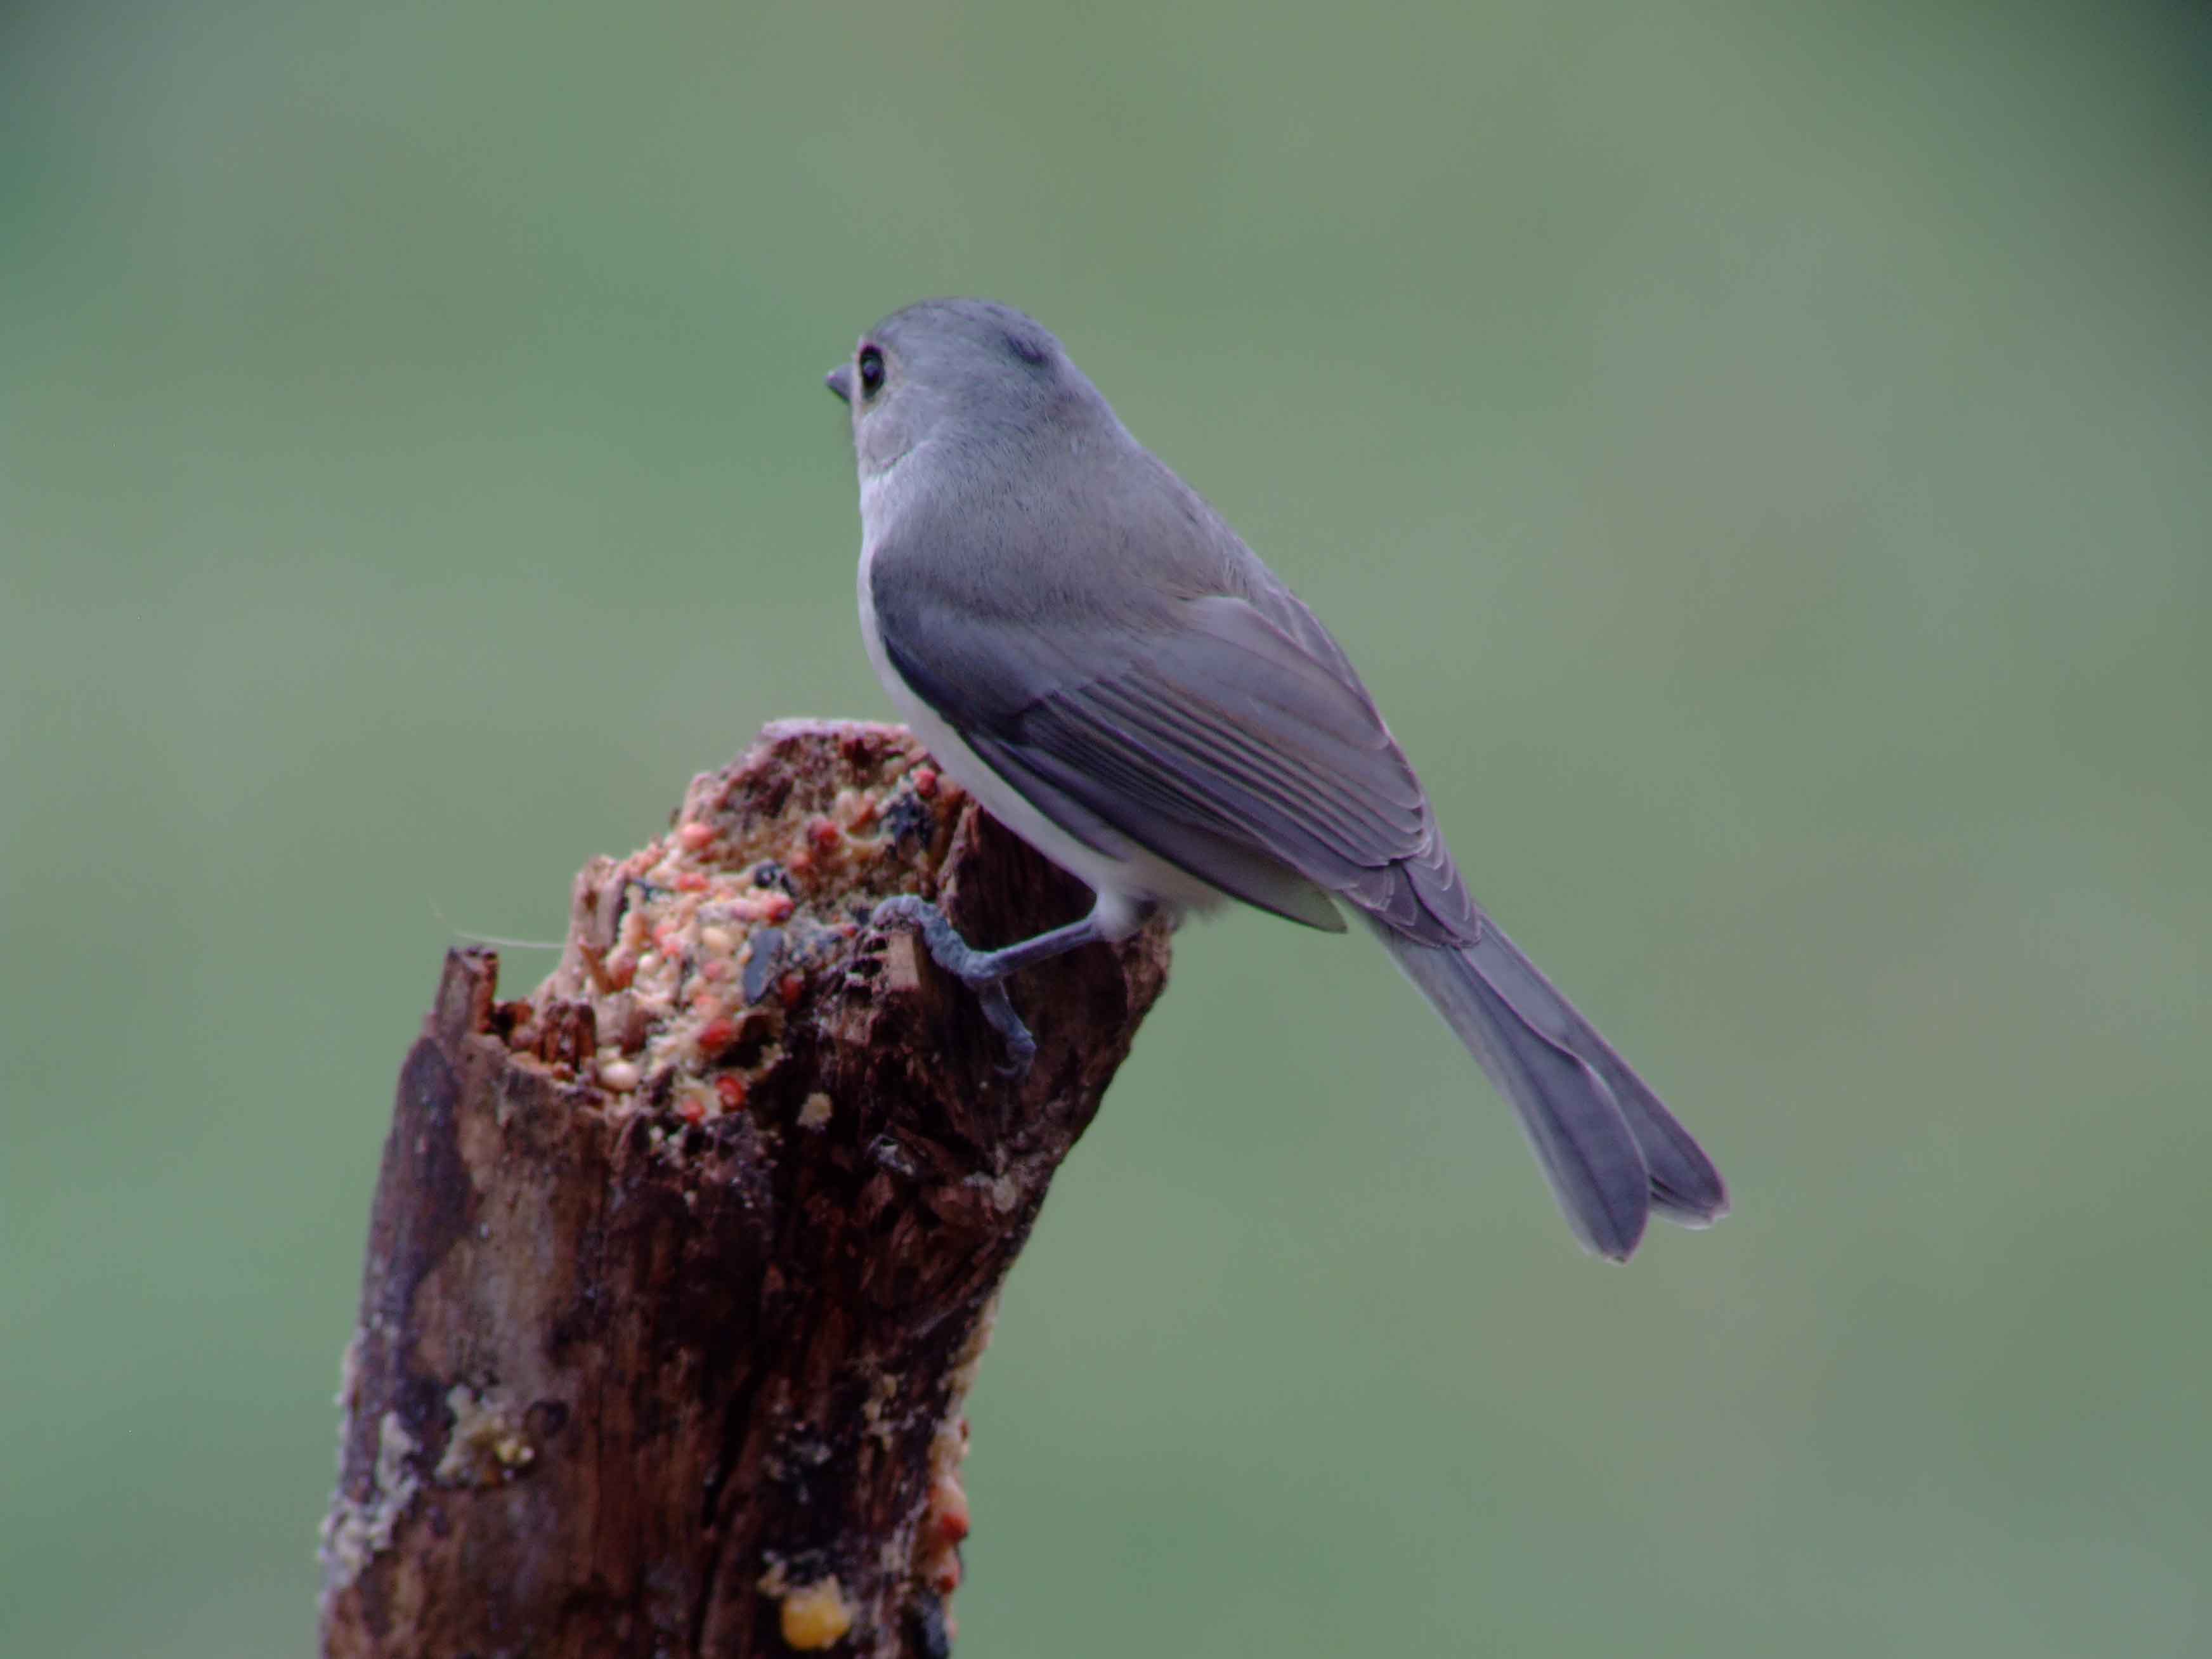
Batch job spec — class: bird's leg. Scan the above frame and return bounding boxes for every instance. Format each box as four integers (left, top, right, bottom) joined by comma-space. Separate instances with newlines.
871, 894, 1138, 1077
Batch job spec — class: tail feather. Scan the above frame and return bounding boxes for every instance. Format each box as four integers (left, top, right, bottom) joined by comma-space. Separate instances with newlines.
1374, 923, 1649, 1259
1371, 917, 1726, 1258
1462, 927, 1728, 1227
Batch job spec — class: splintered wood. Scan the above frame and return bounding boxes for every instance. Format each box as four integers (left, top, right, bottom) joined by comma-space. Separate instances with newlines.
320, 720, 1171, 1659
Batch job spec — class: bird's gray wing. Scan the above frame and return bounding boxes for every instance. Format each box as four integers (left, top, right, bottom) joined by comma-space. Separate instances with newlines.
876, 584, 1477, 945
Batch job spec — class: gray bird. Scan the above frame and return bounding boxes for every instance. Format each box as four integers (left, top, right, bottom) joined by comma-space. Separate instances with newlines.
826, 298, 1726, 1259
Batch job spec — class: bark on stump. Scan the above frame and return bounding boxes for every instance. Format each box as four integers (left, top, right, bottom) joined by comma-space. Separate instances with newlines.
319, 720, 1172, 1658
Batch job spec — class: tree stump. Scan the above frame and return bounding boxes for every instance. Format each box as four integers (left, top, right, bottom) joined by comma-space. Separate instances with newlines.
319, 720, 1173, 1658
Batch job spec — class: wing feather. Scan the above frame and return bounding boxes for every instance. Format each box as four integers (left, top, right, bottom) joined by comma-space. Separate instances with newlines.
876, 574, 1476, 946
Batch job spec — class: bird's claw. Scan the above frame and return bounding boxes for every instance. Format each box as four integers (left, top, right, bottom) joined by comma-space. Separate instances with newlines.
872, 896, 1037, 1079
974, 979, 1037, 1078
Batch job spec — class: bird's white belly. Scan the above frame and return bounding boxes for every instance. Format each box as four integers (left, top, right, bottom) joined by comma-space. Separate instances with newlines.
856, 539, 1216, 940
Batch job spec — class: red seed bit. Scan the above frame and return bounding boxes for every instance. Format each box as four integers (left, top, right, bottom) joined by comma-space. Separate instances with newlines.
677, 1095, 708, 1125
696, 1016, 738, 1058
928, 1550, 962, 1597
912, 766, 938, 798
676, 821, 717, 853
714, 1074, 748, 1112
805, 816, 843, 854
761, 891, 795, 923
934, 1473, 970, 1545
674, 870, 708, 893
699, 958, 733, 983
777, 972, 804, 1009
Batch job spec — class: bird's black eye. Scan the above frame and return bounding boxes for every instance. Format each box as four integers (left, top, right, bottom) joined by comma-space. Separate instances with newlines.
857, 345, 885, 397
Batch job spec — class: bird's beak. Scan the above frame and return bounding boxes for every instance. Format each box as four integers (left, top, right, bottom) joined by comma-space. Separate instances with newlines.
824, 365, 854, 404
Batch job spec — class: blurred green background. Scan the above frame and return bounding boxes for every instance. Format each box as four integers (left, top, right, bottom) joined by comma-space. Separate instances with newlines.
4, 1, 2207, 1653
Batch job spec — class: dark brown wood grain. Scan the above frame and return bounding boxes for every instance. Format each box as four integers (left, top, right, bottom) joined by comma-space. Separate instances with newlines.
319, 721, 1171, 1658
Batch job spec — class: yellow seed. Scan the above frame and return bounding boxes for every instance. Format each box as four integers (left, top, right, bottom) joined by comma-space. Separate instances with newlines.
779, 1577, 852, 1649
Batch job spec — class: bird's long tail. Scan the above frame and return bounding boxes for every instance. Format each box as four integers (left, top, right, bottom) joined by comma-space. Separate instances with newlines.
1369, 918, 1727, 1260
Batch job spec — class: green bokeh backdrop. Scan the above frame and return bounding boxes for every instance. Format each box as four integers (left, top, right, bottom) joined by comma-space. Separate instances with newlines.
4, 2, 2206, 1653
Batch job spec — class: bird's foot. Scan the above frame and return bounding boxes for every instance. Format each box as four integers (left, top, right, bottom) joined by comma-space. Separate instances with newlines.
871, 896, 1038, 1077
